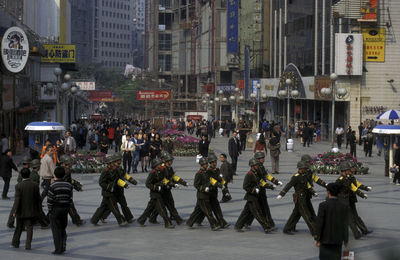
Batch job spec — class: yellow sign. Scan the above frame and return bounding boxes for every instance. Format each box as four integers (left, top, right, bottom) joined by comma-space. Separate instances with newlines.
362, 28, 385, 62
42, 44, 76, 63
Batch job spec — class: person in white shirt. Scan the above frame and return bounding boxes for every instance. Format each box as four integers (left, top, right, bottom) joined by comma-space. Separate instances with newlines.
121, 134, 135, 173
1, 134, 8, 154
335, 125, 345, 149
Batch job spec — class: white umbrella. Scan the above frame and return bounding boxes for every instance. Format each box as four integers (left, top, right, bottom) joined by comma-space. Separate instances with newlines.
376, 109, 400, 120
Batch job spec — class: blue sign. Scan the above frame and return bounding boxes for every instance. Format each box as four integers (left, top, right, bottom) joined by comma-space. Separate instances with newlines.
217, 84, 236, 92
227, 0, 239, 53
244, 45, 250, 99
251, 79, 260, 101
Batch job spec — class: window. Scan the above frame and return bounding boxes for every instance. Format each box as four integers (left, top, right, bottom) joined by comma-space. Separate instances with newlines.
94, 49, 98, 57
159, 33, 172, 51
158, 54, 171, 71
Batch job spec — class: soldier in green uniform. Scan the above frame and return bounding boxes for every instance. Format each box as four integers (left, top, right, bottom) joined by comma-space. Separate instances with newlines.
137, 158, 175, 228
284, 154, 327, 233
245, 152, 282, 230
186, 157, 220, 231
235, 158, 273, 233
335, 162, 368, 239
348, 161, 373, 236
149, 153, 187, 225
277, 161, 317, 236
59, 155, 86, 226
91, 156, 127, 227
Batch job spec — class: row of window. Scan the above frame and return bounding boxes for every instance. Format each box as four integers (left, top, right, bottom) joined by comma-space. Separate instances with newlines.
101, 10, 130, 20
101, 31, 130, 40
101, 21, 130, 30
101, 51, 131, 58
102, 0, 130, 11
101, 41, 131, 49
102, 60, 127, 67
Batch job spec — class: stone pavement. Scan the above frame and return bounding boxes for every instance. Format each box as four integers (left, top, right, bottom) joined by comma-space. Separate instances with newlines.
0, 135, 399, 260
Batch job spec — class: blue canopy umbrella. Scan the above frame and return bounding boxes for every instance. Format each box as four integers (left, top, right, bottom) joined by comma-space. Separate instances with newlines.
376, 109, 400, 120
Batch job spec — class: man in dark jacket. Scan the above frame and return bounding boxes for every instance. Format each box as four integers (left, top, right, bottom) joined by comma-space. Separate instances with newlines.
228, 131, 241, 175
315, 183, 349, 260
11, 168, 41, 250
219, 153, 233, 202
1, 149, 18, 199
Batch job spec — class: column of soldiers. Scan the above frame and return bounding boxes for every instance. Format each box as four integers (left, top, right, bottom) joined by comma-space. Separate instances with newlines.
6, 152, 373, 242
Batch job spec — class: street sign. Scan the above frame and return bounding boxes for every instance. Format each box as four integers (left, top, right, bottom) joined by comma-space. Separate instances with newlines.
137, 90, 171, 100
1, 26, 29, 73
42, 44, 76, 63
75, 81, 96, 91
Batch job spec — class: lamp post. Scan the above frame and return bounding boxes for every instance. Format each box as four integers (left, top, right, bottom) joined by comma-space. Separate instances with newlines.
53, 68, 62, 122
278, 78, 299, 148
215, 90, 223, 121
229, 87, 242, 123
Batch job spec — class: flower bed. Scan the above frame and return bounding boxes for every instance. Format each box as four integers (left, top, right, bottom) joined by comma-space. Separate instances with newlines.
310, 152, 369, 175
69, 151, 107, 173
160, 129, 202, 157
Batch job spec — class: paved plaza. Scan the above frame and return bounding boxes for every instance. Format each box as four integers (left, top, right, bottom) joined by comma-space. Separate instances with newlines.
0, 135, 399, 260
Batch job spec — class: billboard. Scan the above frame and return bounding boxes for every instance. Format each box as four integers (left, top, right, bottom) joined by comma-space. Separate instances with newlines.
362, 28, 385, 62
75, 82, 96, 91
335, 33, 363, 76
87, 90, 112, 101
227, 0, 239, 53
137, 90, 171, 100
42, 44, 76, 63
1, 26, 29, 73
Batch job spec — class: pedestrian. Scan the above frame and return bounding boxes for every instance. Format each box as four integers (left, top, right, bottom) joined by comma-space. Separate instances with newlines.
335, 125, 344, 149
228, 131, 241, 175
11, 168, 41, 250
349, 131, 357, 158
1, 133, 8, 154
315, 183, 349, 260
130, 132, 141, 173
254, 133, 268, 156
89, 129, 99, 151
268, 133, 281, 174
346, 126, 352, 149
198, 134, 210, 158
358, 122, 364, 145
55, 139, 64, 161
40, 139, 58, 164
238, 122, 249, 151
303, 123, 312, 147
154, 133, 162, 158
219, 153, 233, 203
392, 142, 400, 185
99, 131, 109, 154
364, 128, 374, 157
1, 149, 18, 200
163, 134, 174, 155
140, 133, 150, 172
64, 131, 77, 155
114, 126, 122, 153
47, 167, 73, 254
39, 146, 56, 201
121, 134, 134, 173
107, 125, 115, 149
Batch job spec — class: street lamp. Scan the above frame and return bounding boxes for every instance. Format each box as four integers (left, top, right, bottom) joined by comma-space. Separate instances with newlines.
229, 87, 242, 123
278, 78, 299, 147
320, 73, 347, 147
215, 90, 224, 121
53, 68, 62, 122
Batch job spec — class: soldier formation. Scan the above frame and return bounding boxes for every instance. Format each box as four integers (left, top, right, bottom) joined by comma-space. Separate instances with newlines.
6, 150, 373, 251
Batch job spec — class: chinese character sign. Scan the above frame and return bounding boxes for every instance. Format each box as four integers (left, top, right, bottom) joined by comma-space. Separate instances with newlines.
137, 90, 171, 100
362, 28, 385, 62
42, 44, 76, 63
227, 0, 239, 54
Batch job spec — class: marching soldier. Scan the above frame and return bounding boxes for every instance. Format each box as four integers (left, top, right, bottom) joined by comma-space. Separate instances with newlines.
59, 155, 85, 226
348, 161, 373, 236
137, 158, 175, 228
245, 152, 282, 230
277, 161, 317, 236
284, 154, 327, 233
235, 158, 273, 233
91, 156, 127, 227
186, 157, 220, 231
335, 162, 369, 239
149, 153, 187, 225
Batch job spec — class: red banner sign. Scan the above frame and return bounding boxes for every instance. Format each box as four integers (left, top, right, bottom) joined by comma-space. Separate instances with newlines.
137, 90, 171, 100
87, 90, 112, 101
238, 80, 244, 90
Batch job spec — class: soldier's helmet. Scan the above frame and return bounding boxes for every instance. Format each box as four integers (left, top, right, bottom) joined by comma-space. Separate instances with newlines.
31, 159, 41, 168
339, 161, 351, 171
114, 153, 122, 162
199, 157, 208, 166
165, 153, 174, 162
59, 155, 69, 164
301, 154, 313, 162
207, 153, 218, 163
22, 156, 32, 164
152, 158, 163, 169
160, 151, 170, 160
254, 151, 265, 159
104, 156, 114, 164
297, 161, 308, 169
249, 158, 259, 167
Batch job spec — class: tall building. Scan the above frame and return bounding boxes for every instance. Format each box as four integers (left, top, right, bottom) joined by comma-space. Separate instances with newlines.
132, 0, 145, 68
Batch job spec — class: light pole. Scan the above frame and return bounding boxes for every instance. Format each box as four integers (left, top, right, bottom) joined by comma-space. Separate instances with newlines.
215, 90, 224, 121
229, 87, 243, 123
53, 68, 62, 122
202, 93, 214, 120
278, 78, 299, 147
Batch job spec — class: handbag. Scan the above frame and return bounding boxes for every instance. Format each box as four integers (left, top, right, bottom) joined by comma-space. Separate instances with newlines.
343, 250, 354, 260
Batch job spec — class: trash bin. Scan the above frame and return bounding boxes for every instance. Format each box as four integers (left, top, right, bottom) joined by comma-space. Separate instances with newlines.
287, 139, 294, 152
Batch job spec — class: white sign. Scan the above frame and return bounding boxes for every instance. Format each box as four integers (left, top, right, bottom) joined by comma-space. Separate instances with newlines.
1, 27, 29, 73
335, 33, 363, 76
75, 81, 96, 91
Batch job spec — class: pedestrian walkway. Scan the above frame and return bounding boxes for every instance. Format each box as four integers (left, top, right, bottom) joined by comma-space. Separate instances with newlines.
0, 135, 398, 259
